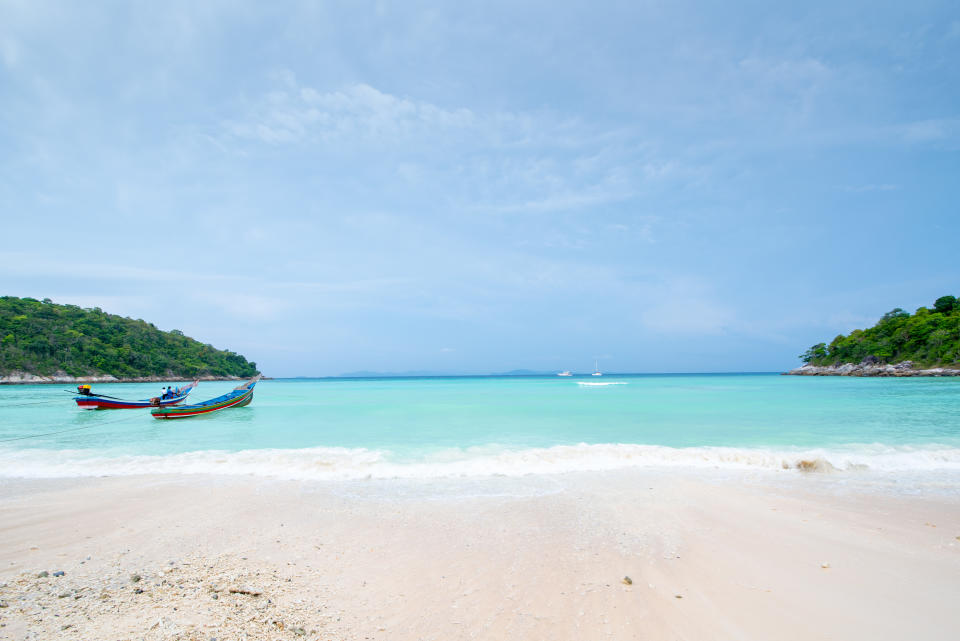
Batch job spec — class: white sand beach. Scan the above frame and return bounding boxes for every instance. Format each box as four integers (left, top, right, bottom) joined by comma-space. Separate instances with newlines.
2, 470, 959, 640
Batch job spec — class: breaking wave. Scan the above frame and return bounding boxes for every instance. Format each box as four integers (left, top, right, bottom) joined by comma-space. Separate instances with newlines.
2, 442, 960, 481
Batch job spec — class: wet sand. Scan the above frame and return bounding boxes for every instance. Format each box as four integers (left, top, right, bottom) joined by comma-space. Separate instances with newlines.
1, 470, 959, 640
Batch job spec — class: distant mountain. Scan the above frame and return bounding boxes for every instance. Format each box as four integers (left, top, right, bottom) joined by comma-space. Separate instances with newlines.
0, 296, 258, 379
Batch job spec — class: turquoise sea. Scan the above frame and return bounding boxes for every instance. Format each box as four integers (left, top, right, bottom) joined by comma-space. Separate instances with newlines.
1, 374, 959, 483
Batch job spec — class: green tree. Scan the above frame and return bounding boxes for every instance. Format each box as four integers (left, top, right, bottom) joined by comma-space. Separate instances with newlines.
800, 343, 828, 363
934, 295, 957, 314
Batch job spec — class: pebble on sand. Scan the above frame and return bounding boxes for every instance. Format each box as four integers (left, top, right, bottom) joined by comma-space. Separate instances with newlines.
229, 586, 263, 596
821, 562, 831, 569
621, 576, 633, 585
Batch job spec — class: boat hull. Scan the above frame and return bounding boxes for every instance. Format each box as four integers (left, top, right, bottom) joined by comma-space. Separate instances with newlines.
74, 380, 198, 409
75, 395, 189, 410
151, 390, 253, 419
151, 376, 260, 419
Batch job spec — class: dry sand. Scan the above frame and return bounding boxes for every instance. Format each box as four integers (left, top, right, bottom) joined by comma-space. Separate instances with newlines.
1, 470, 959, 640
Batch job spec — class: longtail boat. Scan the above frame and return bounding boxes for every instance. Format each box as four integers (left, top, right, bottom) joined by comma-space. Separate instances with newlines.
150, 375, 261, 419
74, 380, 199, 410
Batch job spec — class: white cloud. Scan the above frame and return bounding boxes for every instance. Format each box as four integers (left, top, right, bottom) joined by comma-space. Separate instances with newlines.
224, 79, 477, 145
484, 188, 631, 214
218, 75, 682, 216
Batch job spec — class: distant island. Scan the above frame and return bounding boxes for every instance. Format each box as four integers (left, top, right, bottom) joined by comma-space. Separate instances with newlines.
0, 296, 258, 383
789, 295, 960, 376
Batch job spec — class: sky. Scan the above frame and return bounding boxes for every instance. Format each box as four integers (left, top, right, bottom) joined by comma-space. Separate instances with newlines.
1, 1, 958, 376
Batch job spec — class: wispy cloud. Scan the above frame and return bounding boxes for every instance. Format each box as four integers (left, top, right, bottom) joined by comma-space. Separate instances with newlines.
218, 73, 674, 216
223, 78, 478, 146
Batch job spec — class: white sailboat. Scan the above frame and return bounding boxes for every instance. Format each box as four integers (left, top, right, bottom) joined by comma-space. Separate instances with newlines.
592, 360, 602, 376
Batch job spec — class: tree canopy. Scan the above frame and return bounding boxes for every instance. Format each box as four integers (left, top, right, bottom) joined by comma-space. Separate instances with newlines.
800, 296, 960, 366
0, 296, 258, 378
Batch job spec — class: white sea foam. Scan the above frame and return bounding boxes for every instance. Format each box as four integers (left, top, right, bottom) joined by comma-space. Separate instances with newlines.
2, 442, 960, 481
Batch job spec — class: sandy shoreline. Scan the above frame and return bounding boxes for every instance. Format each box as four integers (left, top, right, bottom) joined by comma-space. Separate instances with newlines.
1, 470, 959, 640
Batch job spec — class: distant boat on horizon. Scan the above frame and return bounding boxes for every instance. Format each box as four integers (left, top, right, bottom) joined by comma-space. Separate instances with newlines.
593, 360, 602, 376
557, 371, 572, 377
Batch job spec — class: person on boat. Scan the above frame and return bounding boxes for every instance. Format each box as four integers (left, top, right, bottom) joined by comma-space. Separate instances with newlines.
166, 386, 174, 399
160, 387, 168, 400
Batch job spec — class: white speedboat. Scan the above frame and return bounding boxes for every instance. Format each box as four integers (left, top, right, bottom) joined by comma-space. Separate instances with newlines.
557, 371, 572, 377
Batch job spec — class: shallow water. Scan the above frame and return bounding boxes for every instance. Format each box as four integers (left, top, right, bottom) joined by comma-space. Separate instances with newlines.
1, 374, 959, 484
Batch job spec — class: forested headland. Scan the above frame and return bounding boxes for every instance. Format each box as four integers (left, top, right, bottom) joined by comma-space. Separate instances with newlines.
799, 295, 960, 368
0, 296, 258, 381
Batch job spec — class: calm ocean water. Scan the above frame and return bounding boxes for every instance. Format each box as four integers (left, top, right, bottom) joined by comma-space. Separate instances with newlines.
1, 374, 959, 482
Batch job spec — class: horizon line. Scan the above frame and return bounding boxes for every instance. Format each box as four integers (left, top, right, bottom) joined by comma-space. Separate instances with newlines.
274, 371, 784, 380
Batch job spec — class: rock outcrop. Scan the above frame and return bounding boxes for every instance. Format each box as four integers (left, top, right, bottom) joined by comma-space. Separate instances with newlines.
786, 361, 960, 376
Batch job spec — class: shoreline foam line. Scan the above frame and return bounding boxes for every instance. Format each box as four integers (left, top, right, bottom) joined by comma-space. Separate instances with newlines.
2, 442, 960, 480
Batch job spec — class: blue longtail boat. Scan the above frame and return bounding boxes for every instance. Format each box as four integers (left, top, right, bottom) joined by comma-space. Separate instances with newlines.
150, 375, 261, 419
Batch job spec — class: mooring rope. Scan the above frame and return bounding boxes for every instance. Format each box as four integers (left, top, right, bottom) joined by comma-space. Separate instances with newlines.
0, 413, 145, 443
0, 398, 70, 408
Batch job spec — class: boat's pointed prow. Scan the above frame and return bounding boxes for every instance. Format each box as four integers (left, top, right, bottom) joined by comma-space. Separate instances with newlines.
234, 374, 262, 391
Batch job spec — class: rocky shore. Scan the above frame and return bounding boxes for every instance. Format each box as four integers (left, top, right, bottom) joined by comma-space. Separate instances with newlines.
0, 554, 341, 641
786, 361, 960, 377
0, 371, 247, 385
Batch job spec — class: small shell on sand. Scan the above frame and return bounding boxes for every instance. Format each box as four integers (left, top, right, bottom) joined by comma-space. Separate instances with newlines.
821, 562, 830, 569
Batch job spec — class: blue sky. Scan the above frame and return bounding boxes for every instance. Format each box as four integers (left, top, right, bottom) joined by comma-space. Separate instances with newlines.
1, 1, 958, 376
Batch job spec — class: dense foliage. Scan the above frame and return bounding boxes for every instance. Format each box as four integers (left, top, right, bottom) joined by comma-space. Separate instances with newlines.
801, 296, 960, 366
0, 296, 258, 378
